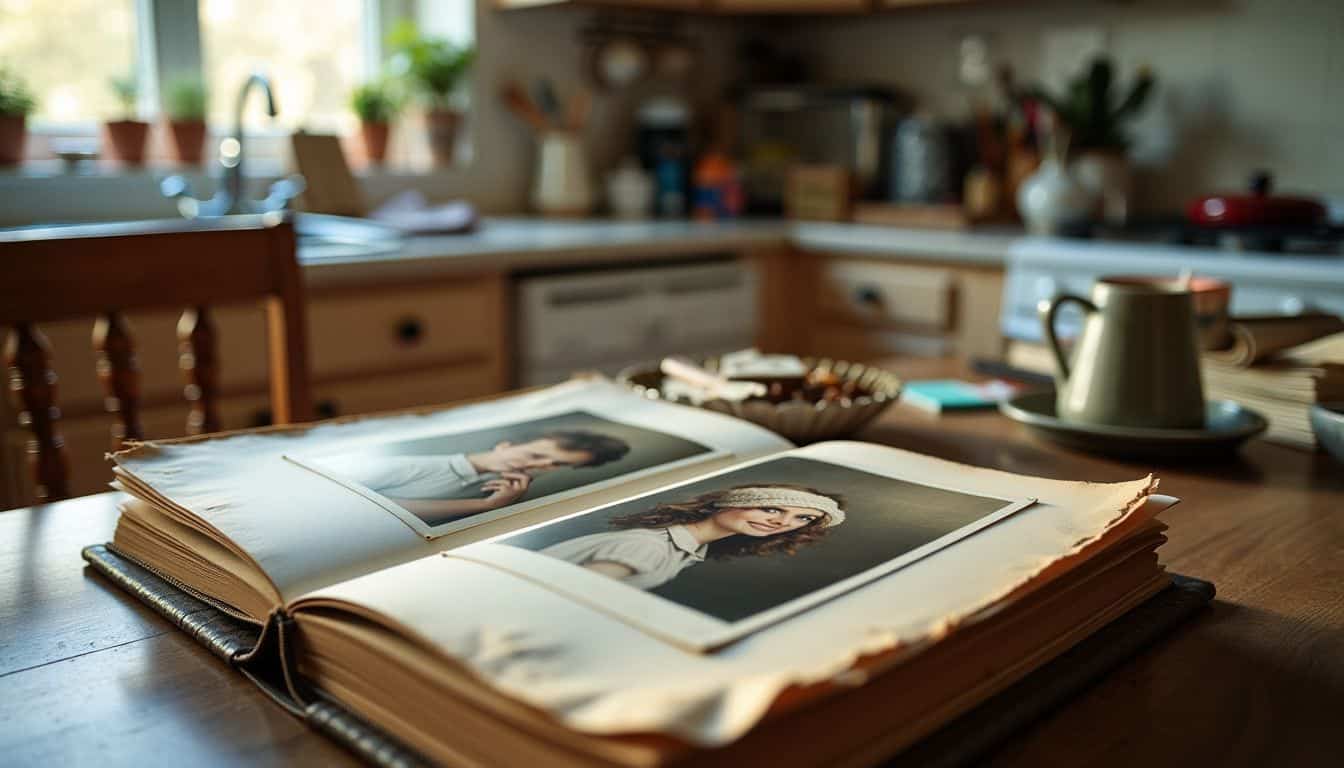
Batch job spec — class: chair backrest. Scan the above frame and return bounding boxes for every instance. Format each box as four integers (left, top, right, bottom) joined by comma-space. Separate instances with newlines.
1, 214, 313, 502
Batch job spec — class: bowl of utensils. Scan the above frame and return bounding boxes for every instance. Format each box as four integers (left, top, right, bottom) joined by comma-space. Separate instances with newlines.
618, 350, 902, 444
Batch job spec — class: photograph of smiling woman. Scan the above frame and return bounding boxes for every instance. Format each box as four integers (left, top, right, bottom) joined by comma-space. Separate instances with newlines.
537, 484, 846, 590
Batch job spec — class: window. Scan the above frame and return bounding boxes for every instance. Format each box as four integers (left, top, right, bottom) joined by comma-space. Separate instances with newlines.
200, 0, 366, 134
4, 0, 474, 170
0, 0, 139, 125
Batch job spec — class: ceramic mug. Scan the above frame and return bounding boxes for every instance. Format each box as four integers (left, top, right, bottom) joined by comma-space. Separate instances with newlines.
1040, 276, 1206, 429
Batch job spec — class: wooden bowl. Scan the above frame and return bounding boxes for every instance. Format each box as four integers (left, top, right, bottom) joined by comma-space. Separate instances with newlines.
618, 357, 901, 444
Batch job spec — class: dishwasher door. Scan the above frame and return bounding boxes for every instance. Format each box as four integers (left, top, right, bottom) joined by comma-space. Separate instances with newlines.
516, 259, 758, 386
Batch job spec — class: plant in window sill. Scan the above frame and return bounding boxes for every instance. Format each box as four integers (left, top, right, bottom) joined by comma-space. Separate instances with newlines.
350, 81, 402, 167
0, 66, 36, 166
388, 20, 475, 168
105, 75, 150, 167
164, 76, 209, 167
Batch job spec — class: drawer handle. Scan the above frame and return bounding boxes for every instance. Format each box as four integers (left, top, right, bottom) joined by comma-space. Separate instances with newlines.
395, 316, 426, 345
854, 285, 884, 307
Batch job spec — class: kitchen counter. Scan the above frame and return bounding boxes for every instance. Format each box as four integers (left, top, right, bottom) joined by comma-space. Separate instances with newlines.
298, 218, 1023, 287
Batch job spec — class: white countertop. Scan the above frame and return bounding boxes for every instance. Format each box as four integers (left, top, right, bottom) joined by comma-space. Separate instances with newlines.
297, 215, 1344, 289
299, 217, 1022, 287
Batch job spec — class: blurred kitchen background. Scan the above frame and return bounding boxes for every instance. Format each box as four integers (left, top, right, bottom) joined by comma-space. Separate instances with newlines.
2, 0, 1343, 503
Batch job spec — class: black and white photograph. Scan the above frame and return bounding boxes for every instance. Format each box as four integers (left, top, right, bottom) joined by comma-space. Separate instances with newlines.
293, 410, 715, 536
485, 456, 1034, 646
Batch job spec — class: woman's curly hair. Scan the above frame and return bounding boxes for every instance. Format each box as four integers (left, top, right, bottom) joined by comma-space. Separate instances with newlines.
608, 483, 845, 560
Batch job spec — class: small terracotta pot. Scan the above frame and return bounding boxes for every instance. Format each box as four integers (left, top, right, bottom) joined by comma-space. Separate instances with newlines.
0, 114, 26, 166
167, 120, 207, 166
105, 120, 151, 166
425, 109, 461, 168
361, 121, 390, 165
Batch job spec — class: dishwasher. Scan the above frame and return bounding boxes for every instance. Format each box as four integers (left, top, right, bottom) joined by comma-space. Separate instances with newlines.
515, 257, 759, 386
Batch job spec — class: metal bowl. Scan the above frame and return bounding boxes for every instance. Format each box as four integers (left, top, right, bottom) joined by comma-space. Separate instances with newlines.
618, 357, 902, 444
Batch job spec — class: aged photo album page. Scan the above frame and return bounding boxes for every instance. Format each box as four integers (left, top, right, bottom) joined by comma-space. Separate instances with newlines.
291, 441, 1164, 745
109, 379, 792, 603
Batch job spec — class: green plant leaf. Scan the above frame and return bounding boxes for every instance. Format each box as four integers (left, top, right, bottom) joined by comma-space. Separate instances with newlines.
0, 66, 37, 117
164, 76, 207, 121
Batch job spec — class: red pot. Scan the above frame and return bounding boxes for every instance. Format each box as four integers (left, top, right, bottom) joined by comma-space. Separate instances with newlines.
1187, 172, 1325, 228
425, 109, 461, 168
167, 120, 207, 166
0, 114, 26, 165
361, 121, 390, 165
105, 120, 151, 166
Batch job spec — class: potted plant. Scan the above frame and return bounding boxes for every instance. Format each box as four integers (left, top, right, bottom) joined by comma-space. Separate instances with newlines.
164, 76, 208, 166
350, 81, 400, 166
1027, 57, 1155, 226
106, 75, 150, 166
388, 21, 475, 168
0, 67, 36, 166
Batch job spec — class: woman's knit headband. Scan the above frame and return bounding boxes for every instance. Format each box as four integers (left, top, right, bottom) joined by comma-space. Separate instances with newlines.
711, 487, 845, 527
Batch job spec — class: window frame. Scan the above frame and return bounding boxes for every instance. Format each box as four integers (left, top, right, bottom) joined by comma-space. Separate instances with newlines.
21, 0, 468, 174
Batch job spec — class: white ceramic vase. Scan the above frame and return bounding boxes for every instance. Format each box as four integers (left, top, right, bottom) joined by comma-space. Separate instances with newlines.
1016, 154, 1093, 236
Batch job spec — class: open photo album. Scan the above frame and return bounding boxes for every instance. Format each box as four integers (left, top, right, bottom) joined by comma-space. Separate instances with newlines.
100, 377, 1184, 767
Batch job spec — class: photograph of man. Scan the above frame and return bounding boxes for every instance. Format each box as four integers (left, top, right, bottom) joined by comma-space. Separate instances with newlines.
317, 430, 630, 525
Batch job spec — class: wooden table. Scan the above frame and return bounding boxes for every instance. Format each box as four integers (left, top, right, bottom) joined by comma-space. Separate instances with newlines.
3, 359, 1342, 767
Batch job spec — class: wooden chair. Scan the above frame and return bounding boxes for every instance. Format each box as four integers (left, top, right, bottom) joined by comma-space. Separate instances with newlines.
0, 214, 312, 502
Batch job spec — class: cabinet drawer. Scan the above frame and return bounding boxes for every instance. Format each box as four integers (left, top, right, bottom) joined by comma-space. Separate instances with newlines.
816, 260, 955, 330
309, 279, 500, 378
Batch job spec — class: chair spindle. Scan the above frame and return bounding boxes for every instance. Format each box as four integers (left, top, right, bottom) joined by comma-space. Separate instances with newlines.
93, 311, 144, 451
4, 324, 70, 501
178, 307, 221, 435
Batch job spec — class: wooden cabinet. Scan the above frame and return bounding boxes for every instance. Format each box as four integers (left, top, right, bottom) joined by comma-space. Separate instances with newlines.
762, 251, 1004, 363
0, 272, 510, 506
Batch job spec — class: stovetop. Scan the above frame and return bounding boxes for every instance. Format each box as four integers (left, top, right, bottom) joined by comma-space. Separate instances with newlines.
1055, 216, 1344, 257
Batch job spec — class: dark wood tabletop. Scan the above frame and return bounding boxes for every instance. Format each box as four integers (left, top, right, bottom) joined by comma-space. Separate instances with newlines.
3, 358, 1342, 767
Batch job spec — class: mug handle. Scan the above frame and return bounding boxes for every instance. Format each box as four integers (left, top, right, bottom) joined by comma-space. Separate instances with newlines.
1038, 294, 1098, 382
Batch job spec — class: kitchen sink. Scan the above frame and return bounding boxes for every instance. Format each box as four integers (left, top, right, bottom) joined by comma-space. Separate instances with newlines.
294, 213, 404, 261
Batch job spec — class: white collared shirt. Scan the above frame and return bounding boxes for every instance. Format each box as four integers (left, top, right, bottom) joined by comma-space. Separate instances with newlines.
316, 453, 484, 499
537, 524, 708, 590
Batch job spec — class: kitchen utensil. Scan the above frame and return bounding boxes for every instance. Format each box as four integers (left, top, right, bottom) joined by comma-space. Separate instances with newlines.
1041, 275, 1206, 429
1187, 172, 1326, 228
1308, 403, 1344, 463
619, 357, 902, 444
533, 78, 560, 125
501, 82, 551, 133
1000, 392, 1267, 460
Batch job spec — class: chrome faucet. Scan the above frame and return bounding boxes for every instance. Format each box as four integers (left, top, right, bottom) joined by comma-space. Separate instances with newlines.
162, 71, 305, 218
